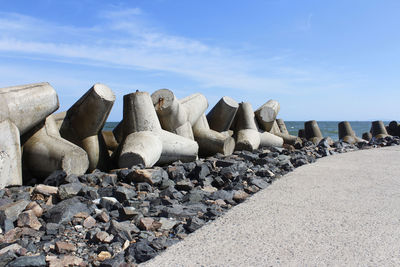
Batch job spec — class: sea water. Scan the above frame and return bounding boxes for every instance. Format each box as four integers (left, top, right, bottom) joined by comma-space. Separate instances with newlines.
104, 121, 387, 141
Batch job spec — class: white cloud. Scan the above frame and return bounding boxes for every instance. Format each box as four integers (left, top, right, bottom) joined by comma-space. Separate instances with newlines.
0, 9, 305, 94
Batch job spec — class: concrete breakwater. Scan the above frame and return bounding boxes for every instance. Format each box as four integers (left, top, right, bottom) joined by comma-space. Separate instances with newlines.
0, 82, 399, 265
1, 82, 399, 188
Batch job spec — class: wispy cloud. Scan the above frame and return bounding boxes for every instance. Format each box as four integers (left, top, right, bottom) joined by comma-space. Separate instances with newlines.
0, 9, 314, 94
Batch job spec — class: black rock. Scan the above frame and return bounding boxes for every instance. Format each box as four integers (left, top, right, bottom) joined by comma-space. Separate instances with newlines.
0, 251, 16, 266
3, 218, 14, 233
58, 182, 83, 200
270, 147, 284, 153
159, 186, 183, 200
215, 159, 236, 167
108, 220, 140, 241
211, 176, 225, 188
182, 190, 206, 204
209, 190, 234, 203
45, 222, 59, 235
292, 157, 308, 167
189, 163, 210, 181
44, 196, 90, 224
64, 174, 79, 184
127, 240, 157, 263
98, 187, 115, 198
81, 186, 100, 200
99, 253, 126, 267
150, 237, 168, 250
159, 177, 175, 190
0, 199, 30, 224
114, 186, 137, 202
255, 167, 274, 178
43, 170, 67, 186
100, 197, 122, 211
237, 151, 259, 162
7, 255, 46, 267
137, 183, 153, 192
184, 216, 205, 233
115, 168, 134, 181
166, 165, 187, 181
249, 178, 269, 189
220, 167, 239, 180
175, 179, 194, 191
181, 161, 197, 173
100, 174, 118, 187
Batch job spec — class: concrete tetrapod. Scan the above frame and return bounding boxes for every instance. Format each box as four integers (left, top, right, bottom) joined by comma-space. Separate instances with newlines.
0, 120, 22, 189
0, 82, 59, 188
102, 131, 119, 152
338, 121, 365, 144
151, 89, 194, 140
370, 120, 390, 139
0, 82, 59, 135
23, 115, 89, 178
234, 102, 260, 151
206, 96, 239, 132
259, 131, 284, 148
59, 84, 115, 171
179, 93, 208, 126
52, 111, 66, 130
112, 121, 124, 144
298, 129, 306, 139
387, 121, 399, 137
254, 100, 280, 132
118, 131, 162, 168
117, 91, 198, 168
275, 119, 301, 146
305, 120, 323, 144
269, 120, 281, 135
362, 132, 372, 142
192, 114, 235, 157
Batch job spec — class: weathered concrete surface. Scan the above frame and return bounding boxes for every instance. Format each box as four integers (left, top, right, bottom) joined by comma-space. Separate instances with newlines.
305, 120, 323, 144
142, 146, 400, 267
338, 121, 365, 144
192, 114, 235, 157
0, 82, 59, 135
60, 83, 115, 171
23, 116, 89, 178
119, 91, 198, 167
118, 131, 162, 168
371, 120, 390, 139
151, 89, 194, 140
259, 131, 283, 148
255, 99, 280, 132
0, 120, 21, 188
234, 102, 260, 151
207, 96, 239, 132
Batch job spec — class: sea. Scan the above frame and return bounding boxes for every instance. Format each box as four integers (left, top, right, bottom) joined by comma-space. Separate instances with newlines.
104, 121, 388, 141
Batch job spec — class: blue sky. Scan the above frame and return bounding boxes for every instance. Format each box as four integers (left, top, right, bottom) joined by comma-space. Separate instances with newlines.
1, 0, 399, 121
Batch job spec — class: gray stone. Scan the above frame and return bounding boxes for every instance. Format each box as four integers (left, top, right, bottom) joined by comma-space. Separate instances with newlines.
7, 255, 46, 267
128, 240, 157, 263
58, 182, 83, 200
114, 186, 137, 202
45, 197, 90, 224
100, 197, 121, 211
108, 220, 140, 241
0, 199, 30, 223
184, 216, 205, 233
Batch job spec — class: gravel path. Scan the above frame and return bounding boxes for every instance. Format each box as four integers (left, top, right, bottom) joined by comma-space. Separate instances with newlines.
142, 146, 400, 266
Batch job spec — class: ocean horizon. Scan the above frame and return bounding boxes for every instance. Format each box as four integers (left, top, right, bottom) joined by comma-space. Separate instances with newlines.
104, 121, 390, 141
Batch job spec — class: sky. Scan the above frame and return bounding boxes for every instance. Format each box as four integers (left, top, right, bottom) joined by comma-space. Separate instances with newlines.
0, 0, 399, 121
